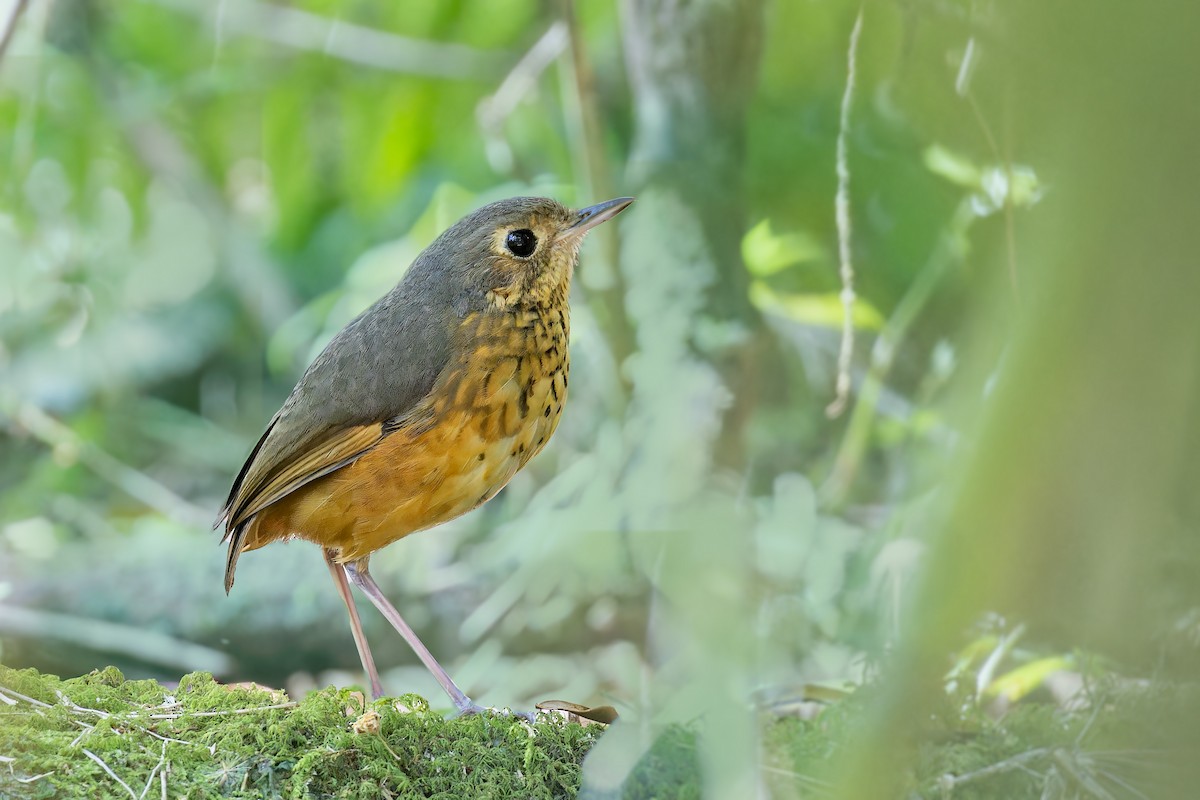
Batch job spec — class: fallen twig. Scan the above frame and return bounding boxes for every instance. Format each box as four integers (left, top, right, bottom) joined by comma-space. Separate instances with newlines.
82, 747, 138, 800
146, 700, 298, 719
139, 740, 167, 800
0, 686, 51, 708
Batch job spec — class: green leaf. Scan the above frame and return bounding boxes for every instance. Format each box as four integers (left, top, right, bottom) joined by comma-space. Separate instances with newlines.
923, 144, 982, 189
741, 219, 826, 277
984, 656, 1074, 703
750, 282, 884, 330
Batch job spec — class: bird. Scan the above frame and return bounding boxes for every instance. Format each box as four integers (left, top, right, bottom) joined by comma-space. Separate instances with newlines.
216, 195, 633, 715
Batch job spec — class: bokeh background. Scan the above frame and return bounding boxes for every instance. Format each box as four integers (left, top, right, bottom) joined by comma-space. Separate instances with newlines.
2, 0, 1199, 796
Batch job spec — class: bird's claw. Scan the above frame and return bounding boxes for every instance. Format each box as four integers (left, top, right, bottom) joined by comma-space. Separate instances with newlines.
454, 701, 537, 723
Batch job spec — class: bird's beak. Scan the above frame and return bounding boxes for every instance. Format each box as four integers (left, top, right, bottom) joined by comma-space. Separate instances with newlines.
565, 197, 635, 237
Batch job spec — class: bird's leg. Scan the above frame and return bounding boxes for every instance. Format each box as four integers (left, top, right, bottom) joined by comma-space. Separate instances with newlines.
323, 549, 385, 700
343, 558, 485, 716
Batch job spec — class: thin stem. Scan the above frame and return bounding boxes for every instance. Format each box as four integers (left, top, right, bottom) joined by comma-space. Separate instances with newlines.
821, 200, 974, 508
562, 0, 636, 389
956, 35, 1021, 305
5, 403, 212, 528
148, 0, 507, 79
0, 687, 51, 708
0, 603, 233, 675
0, 0, 28, 63
82, 748, 138, 800
477, 22, 568, 149
139, 741, 167, 800
939, 747, 1050, 790
827, 7, 865, 419
145, 702, 297, 720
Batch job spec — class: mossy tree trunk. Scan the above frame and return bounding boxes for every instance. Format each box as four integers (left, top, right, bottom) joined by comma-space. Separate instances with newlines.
620, 0, 771, 470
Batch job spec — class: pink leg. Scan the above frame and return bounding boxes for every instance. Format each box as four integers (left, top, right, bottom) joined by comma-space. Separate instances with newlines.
343, 558, 482, 715
323, 549, 385, 700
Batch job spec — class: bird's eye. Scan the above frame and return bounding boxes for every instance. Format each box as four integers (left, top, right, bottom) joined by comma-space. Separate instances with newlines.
505, 229, 537, 258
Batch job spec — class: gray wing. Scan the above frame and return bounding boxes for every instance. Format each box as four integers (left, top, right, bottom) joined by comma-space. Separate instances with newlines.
217, 284, 454, 535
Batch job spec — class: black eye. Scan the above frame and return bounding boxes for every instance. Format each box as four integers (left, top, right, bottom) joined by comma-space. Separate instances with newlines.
505, 229, 537, 258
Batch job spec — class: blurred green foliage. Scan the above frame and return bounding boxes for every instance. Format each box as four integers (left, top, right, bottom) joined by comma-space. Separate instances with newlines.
2, 0, 1198, 797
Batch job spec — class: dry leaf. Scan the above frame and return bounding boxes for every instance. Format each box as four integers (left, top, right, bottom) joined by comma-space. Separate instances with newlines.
535, 700, 619, 726
351, 709, 381, 735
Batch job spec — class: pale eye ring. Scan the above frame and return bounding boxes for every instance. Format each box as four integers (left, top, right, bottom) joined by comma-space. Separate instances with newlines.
505, 229, 537, 258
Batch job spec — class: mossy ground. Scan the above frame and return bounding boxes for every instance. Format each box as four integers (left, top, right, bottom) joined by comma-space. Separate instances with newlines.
0, 666, 599, 799
1, 665, 1188, 798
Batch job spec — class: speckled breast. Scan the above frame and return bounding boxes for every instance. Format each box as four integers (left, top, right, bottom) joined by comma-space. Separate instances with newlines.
258, 303, 572, 564
433, 304, 571, 510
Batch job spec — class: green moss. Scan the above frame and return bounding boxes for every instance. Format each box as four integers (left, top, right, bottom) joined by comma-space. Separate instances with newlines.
0, 665, 600, 799
2, 666, 1180, 798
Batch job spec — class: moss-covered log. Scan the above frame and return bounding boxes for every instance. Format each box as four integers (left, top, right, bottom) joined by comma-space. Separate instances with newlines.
0, 666, 598, 799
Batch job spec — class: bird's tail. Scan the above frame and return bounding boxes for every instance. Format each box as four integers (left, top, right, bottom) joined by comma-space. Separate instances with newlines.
223, 522, 248, 594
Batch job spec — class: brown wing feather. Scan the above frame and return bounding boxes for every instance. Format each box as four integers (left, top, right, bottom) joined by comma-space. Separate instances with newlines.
215, 413, 280, 532
220, 422, 388, 594
225, 423, 384, 531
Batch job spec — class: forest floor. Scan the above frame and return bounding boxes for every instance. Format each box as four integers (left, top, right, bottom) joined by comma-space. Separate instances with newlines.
0, 664, 1186, 798
0, 666, 599, 799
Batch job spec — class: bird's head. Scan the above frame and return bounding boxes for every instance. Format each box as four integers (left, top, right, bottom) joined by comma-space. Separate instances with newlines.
415, 196, 634, 313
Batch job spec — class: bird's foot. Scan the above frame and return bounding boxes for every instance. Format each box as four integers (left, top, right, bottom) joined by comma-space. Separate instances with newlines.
454, 699, 537, 723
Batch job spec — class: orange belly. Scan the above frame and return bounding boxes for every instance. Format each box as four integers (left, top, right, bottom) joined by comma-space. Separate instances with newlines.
242, 341, 568, 563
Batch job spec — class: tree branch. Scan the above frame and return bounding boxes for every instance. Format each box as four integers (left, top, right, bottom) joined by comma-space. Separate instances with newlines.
148, 0, 509, 80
